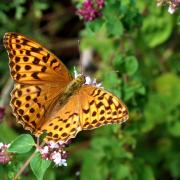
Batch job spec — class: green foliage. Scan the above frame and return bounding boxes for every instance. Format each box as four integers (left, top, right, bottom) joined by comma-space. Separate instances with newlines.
124, 56, 139, 76
30, 152, 51, 180
139, 2, 173, 48
80, 136, 133, 180
0, 0, 179, 179
8, 134, 35, 153
143, 73, 180, 132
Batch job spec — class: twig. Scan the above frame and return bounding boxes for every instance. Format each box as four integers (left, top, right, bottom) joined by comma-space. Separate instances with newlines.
13, 151, 36, 180
0, 77, 13, 106
13, 140, 46, 179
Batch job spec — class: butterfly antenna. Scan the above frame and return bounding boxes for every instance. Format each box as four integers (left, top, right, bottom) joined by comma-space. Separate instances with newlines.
78, 40, 84, 75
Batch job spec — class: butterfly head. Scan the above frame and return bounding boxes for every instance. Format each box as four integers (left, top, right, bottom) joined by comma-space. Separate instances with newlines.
74, 74, 86, 85
73, 67, 103, 88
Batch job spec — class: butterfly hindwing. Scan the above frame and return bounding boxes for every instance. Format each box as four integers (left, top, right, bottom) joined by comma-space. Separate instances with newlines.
79, 85, 129, 130
35, 85, 128, 142
35, 94, 82, 142
11, 84, 45, 132
11, 83, 64, 133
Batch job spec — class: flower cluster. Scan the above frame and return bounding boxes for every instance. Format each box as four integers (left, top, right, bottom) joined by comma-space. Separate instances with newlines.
157, 0, 180, 13
77, 0, 105, 21
38, 141, 68, 166
0, 142, 12, 164
85, 76, 103, 88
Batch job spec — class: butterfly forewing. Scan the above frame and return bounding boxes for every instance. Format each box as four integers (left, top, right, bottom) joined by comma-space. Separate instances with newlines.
4, 32, 72, 133
3, 32, 72, 84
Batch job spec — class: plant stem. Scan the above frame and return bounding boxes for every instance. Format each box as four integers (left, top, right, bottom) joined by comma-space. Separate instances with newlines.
0, 77, 13, 106
13, 151, 36, 180
13, 140, 46, 179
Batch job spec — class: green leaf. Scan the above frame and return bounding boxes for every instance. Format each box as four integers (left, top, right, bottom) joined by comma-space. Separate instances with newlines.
0, 11, 8, 23
30, 152, 51, 180
143, 73, 180, 132
8, 134, 35, 153
140, 165, 155, 180
80, 150, 107, 180
168, 154, 180, 178
0, 121, 18, 143
124, 80, 145, 100
113, 54, 124, 70
141, 10, 173, 47
113, 164, 130, 179
15, 6, 25, 20
125, 56, 138, 76
154, 73, 180, 99
33, 2, 48, 18
102, 71, 122, 97
106, 18, 124, 37
168, 121, 180, 137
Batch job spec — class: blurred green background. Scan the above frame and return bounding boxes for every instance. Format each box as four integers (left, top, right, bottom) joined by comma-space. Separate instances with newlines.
0, 0, 180, 179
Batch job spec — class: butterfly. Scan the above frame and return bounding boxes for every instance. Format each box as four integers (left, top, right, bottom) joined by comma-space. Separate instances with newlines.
3, 32, 129, 142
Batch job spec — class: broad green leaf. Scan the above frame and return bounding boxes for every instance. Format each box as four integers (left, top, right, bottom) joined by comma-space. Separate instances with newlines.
113, 54, 124, 70
102, 71, 122, 97
8, 134, 35, 153
0, 121, 18, 143
33, 2, 48, 18
140, 165, 155, 180
143, 73, 180, 132
15, 6, 25, 20
125, 56, 139, 76
141, 11, 173, 47
106, 18, 124, 37
30, 152, 51, 180
124, 80, 145, 100
113, 164, 131, 179
168, 155, 180, 178
80, 150, 107, 180
168, 121, 180, 137
155, 73, 180, 99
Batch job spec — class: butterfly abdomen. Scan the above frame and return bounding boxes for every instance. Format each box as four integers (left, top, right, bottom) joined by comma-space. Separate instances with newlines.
58, 75, 85, 107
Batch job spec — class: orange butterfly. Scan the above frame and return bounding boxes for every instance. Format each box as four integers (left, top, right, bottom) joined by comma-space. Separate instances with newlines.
3, 32, 129, 142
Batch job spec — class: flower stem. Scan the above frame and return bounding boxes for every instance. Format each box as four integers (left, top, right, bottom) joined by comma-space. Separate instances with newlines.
13, 151, 36, 180
13, 140, 46, 179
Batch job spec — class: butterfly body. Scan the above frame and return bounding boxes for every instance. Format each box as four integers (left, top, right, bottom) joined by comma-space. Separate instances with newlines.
4, 32, 129, 142
59, 74, 86, 107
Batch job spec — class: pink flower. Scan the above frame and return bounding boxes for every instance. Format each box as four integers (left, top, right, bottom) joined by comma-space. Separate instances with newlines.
0, 143, 12, 164
157, 0, 180, 13
48, 141, 59, 149
174, 0, 180, 3
168, 5, 176, 13
96, 0, 105, 9
77, 0, 105, 21
38, 140, 69, 167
